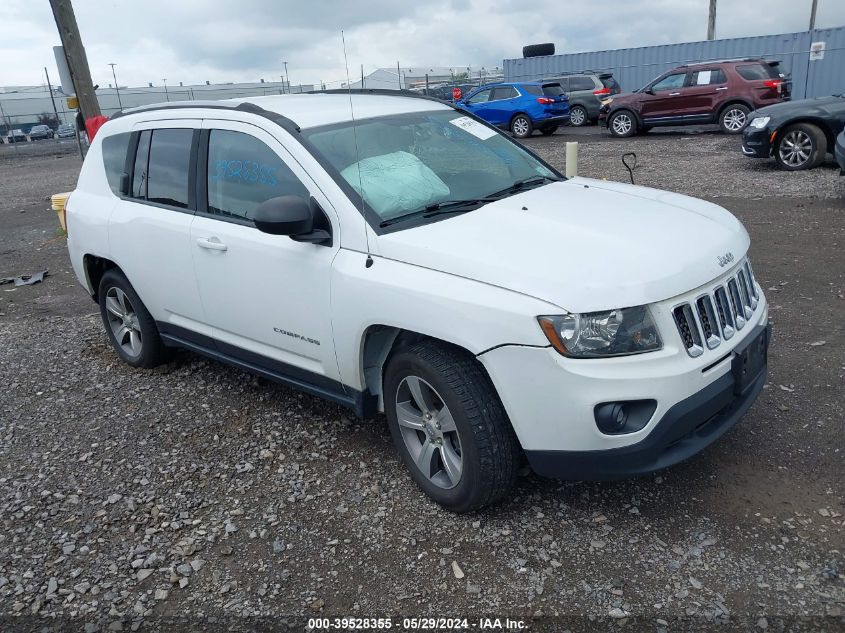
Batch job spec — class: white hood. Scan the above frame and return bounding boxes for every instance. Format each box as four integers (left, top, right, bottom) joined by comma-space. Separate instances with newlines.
375, 177, 749, 313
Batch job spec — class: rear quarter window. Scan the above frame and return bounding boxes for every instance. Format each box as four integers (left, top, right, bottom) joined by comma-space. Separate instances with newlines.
101, 132, 131, 196
736, 63, 780, 80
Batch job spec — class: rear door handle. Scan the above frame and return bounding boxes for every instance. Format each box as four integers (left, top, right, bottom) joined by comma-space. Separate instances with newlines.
668, 92, 681, 96
716, 86, 728, 91
196, 237, 228, 252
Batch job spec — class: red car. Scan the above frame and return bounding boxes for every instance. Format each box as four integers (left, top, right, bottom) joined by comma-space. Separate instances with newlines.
600, 58, 789, 137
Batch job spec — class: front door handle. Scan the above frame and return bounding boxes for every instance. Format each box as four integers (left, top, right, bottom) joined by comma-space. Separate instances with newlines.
715, 86, 728, 91
668, 92, 681, 96
196, 237, 228, 252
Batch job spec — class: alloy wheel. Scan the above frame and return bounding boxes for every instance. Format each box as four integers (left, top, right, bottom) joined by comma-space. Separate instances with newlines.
512, 117, 529, 137
778, 130, 813, 167
105, 287, 143, 357
395, 375, 463, 489
723, 108, 747, 132
611, 113, 632, 136
570, 107, 586, 126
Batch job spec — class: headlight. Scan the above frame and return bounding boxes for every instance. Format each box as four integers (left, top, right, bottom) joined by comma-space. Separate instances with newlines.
538, 305, 662, 358
748, 116, 770, 129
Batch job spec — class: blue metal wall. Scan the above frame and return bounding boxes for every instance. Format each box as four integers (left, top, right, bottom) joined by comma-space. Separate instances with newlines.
504, 26, 845, 99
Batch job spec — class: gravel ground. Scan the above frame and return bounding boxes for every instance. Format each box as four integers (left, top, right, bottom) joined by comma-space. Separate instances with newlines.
1, 130, 843, 632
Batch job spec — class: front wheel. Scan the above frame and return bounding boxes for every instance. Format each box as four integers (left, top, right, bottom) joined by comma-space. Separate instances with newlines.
383, 342, 521, 512
608, 110, 637, 137
719, 104, 750, 134
774, 123, 826, 171
510, 114, 533, 139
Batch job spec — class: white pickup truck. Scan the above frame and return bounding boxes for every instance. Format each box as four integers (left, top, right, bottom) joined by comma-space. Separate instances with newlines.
66, 92, 769, 512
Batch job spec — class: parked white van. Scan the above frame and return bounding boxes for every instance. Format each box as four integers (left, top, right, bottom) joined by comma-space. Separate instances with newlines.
66, 92, 769, 512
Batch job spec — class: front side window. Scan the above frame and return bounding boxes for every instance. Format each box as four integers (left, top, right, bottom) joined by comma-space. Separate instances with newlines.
651, 73, 687, 92
302, 110, 558, 226
467, 89, 491, 104
206, 129, 308, 221
101, 132, 131, 196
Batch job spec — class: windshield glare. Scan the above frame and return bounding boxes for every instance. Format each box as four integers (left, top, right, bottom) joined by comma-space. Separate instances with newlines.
302, 110, 556, 222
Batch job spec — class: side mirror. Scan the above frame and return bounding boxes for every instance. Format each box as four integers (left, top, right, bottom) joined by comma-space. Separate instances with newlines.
253, 195, 332, 246
643, 88, 654, 95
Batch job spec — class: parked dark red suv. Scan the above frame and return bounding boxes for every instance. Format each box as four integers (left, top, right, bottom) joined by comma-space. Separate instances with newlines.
600, 58, 789, 137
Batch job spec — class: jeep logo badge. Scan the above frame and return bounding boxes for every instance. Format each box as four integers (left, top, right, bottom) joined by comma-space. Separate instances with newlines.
717, 252, 735, 268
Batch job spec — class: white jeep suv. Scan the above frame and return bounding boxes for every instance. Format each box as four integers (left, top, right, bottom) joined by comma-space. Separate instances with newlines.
66, 92, 769, 512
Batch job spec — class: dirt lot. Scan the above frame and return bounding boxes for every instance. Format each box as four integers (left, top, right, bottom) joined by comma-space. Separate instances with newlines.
1, 128, 843, 632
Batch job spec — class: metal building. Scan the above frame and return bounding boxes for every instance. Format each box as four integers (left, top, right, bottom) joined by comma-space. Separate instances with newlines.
504, 26, 845, 99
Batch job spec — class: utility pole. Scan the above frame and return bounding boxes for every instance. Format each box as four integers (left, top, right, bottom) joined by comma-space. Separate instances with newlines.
44, 67, 61, 126
809, 0, 818, 30
108, 63, 122, 109
361, 64, 364, 89
49, 0, 101, 121
283, 61, 289, 94
707, 0, 717, 40
162, 78, 169, 101
397, 61, 401, 89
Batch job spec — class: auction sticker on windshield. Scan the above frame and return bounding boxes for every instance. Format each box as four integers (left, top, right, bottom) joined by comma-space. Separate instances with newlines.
449, 116, 497, 140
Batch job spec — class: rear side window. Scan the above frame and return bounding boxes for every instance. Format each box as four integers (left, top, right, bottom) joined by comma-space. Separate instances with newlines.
541, 83, 564, 96
147, 129, 193, 208
101, 132, 131, 196
736, 63, 780, 80
690, 69, 727, 85
522, 85, 542, 96
569, 76, 596, 91
490, 86, 518, 100
206, 129, 308, 221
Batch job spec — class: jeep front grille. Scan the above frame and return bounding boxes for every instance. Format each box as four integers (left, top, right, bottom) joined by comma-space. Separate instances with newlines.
674, 261, 759, 357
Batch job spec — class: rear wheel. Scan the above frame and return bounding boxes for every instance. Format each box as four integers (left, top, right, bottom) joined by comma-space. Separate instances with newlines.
384, 342, 521, 512
540, 125, 559, 136
719, 104, 750, 134
569, 105, 588, 127
774, 123, 826, 171
98, 269, 171, 368
608, 110, 637, 137
510, 114, 533, 139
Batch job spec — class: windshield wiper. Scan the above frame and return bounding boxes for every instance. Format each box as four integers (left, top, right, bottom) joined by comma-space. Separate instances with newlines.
379, 199, 488, 227
484, 175, 560, 200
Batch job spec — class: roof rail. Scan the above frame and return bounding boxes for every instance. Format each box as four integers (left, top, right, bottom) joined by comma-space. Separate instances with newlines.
308, 88, 449, 104
109, 100, 301, 133
676, 57, 769, 68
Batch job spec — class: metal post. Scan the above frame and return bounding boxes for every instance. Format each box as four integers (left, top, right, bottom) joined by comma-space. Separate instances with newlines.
162, 79, 169, 101
361, 64, 365, 89
397, 61, 402, 89
0, 100, 18, 153
283, 61, 289, 94
44, 67, 61, 131
425, 73, 429, 96
707, 0, 717, 40
108, 63, 122, 109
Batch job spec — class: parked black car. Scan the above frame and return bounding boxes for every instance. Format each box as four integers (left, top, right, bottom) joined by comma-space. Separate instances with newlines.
742, 94, 845, 170
836, 129, 845, 175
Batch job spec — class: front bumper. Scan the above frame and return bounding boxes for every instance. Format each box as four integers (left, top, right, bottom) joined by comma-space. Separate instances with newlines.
526, 324, 768, 479
478, 261, 769, 479
741, 126, 773, 158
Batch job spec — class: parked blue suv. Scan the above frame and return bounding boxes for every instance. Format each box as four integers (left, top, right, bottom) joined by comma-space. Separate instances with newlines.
457, 82, 570, 138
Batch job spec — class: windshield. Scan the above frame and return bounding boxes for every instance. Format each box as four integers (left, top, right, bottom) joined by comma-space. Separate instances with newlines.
301, 110, 558, 225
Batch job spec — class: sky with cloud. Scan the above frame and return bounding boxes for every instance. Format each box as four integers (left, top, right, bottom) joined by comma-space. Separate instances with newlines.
1, 0, 844, 89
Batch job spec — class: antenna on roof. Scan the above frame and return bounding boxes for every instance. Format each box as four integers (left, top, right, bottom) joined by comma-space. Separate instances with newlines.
342, 29, 372, 268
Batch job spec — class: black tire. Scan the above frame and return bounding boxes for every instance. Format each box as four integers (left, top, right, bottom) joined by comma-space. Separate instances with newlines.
383, 342, 521, 512
98, 269, 171, 368
510, 114, 534, 139
523, 43, 555, 58
608, 110, 637, 137
569, 105, 589, 127
718, 103, 750, 134
540, 125, 559, 136
639, 125, 652, 134
774, 122, 826, 171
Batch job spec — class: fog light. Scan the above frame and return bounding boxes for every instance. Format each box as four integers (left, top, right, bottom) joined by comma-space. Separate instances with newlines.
596, 403, 628, 433
594, 399, 657, 435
